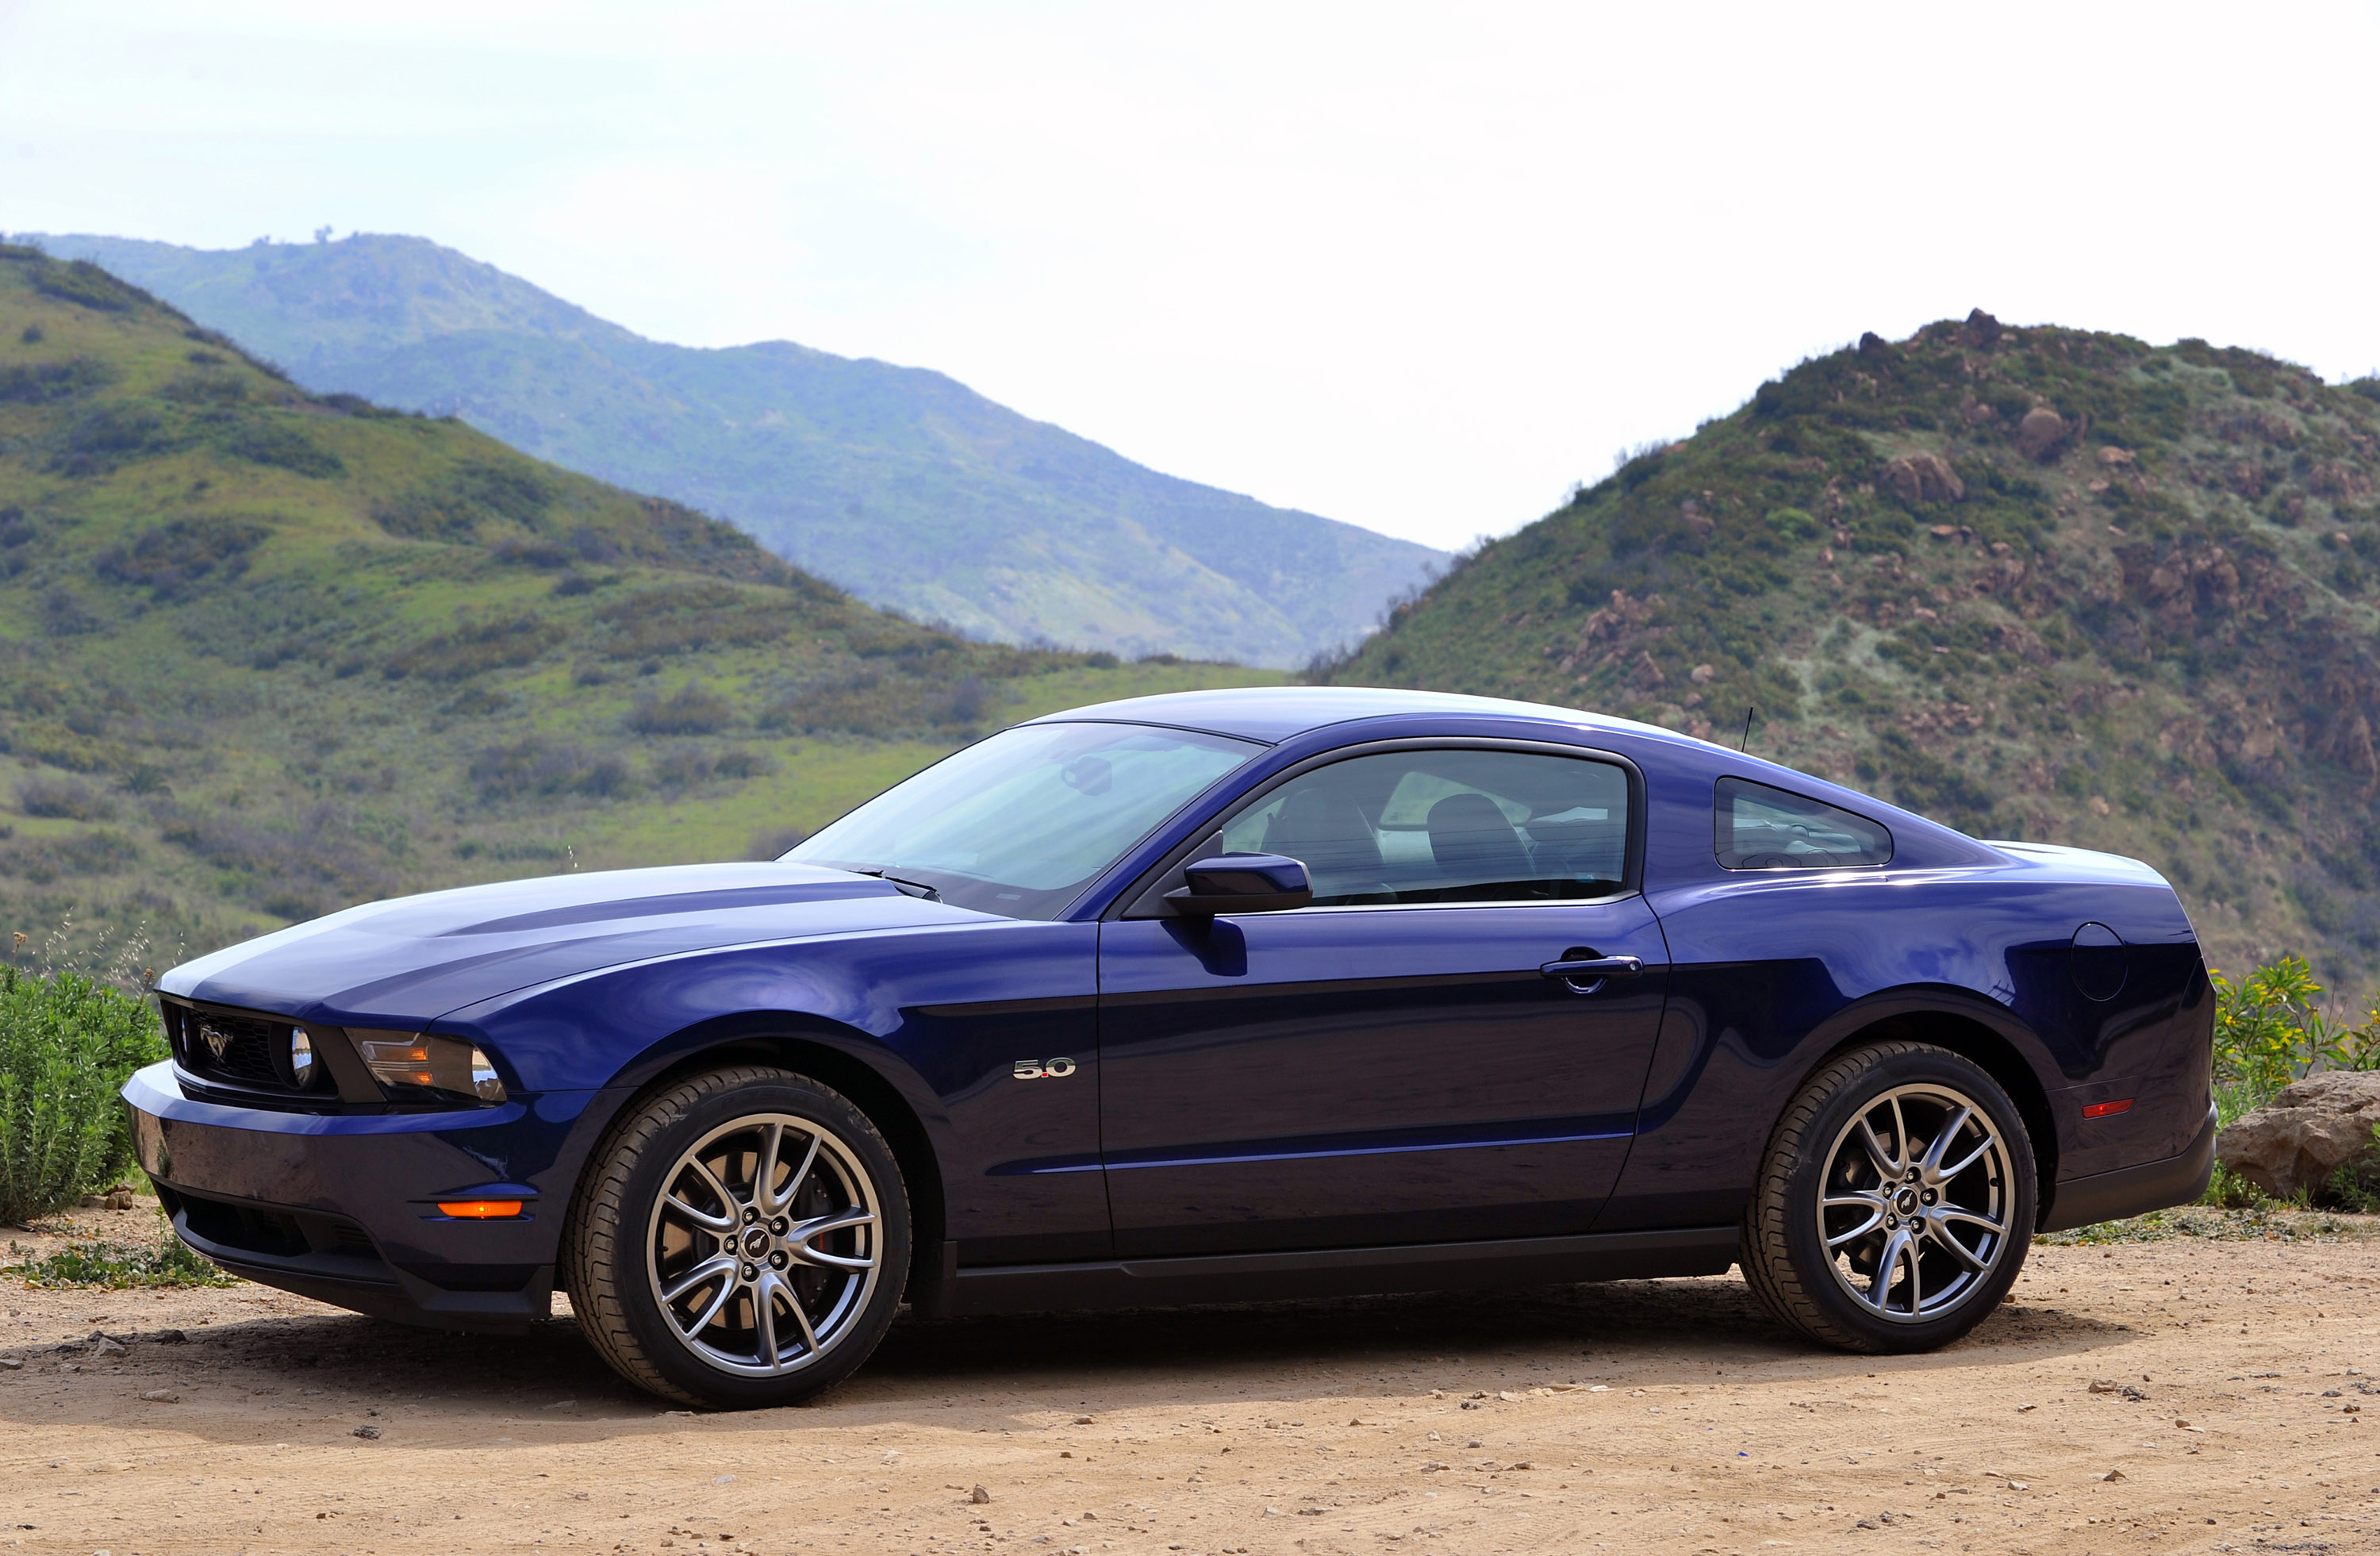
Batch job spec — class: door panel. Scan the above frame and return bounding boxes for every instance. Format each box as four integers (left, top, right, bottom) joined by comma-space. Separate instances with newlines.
1097, 898, 1669, 1257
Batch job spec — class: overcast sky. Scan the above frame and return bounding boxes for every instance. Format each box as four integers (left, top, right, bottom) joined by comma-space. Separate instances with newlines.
5, 2, 2377, 551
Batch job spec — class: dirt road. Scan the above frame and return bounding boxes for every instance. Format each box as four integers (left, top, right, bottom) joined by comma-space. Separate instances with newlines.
2, 1208, 2376, 1554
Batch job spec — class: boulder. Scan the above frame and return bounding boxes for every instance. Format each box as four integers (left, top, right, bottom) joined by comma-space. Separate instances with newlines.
1961, 308, 2003, 348
1880, 453, 1967, 505
1858, 331, 1894, 361
2014, 407, 2071, 462
2215, 1070, 2380, 1199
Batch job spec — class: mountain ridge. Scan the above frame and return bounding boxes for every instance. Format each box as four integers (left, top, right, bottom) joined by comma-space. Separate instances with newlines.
20, 232, 1445, 667
0, 242, 1275, 966
1321, 313, 2380, 1000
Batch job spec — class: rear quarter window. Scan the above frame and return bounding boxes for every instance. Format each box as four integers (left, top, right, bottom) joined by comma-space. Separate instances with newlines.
1715, 776, 1893, 870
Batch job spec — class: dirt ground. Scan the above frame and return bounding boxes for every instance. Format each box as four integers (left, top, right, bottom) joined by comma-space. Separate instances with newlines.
2, 1206, 2378, 1555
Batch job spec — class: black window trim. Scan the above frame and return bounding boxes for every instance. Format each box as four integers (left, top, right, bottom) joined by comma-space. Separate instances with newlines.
1712, 773, 1895, 873
1109, 736, 1649, 920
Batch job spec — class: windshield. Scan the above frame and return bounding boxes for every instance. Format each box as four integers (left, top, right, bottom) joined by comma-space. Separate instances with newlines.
784, 721, 1261, 918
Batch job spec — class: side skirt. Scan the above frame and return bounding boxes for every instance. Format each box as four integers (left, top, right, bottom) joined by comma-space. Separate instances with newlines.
928, 1225, 1741, 1318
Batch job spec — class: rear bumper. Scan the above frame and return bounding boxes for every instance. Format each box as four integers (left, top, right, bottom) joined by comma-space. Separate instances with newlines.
2040, 1102, 2218, 1233
123, 1062, 620, 1332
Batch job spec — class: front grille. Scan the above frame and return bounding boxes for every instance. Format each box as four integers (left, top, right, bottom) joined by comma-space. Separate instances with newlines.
163, 1001, 295, 1090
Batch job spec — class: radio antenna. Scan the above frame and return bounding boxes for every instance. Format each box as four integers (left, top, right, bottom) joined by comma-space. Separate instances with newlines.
1740, 705, 1756, 753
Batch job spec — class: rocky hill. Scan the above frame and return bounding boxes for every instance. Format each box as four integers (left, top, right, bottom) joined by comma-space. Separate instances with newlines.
0, 246, 1273, 967
20, 232, 1445, 667
1322, 313, 2380, 997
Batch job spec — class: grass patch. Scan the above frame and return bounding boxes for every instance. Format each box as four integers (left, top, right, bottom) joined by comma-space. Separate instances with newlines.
2042, 1204, 2380, 1246
6, 1228, 238, 1289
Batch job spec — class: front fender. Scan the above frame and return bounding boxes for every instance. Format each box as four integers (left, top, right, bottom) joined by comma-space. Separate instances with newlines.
431, 918, 1106, 1262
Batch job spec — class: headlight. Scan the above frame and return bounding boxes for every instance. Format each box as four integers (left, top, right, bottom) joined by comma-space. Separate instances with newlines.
347, 1030, 509, 1105
289, 1026, 317, 1089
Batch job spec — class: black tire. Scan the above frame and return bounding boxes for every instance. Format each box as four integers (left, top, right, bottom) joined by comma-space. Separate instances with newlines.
562, 1065, 911, 1408
1741, 1042, 2035, 1353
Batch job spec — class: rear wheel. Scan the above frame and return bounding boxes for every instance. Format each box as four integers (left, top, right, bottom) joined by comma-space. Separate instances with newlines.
1741, 1042, 2034, 1352
563, 1065, 911, 1408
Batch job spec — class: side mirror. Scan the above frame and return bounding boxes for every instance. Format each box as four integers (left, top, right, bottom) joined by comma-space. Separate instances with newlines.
1165, 854, 1313, 916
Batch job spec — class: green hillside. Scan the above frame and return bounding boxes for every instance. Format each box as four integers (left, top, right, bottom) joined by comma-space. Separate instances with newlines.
0, 247, 1279, 969
1323, 313, 2380, 997
23, 232, 1446, 667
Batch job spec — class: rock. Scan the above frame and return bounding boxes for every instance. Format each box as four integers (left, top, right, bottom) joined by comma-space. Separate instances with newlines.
0, 1358, 21, 1370
1880, 453, 1965, 505
139, 1389, 179, 1403
1689, 663, 1715, 685
2097, 445, 2136, 467
152, 1329, 187, 1345
2014, 407, 2071, 462
2216, 1070, 2380, 1198
1858, 331, 1894, 361
2102, 1469, 2127, 1482
92, 1337, 127, 1358
1961, 309, 2002, 347
351, 1424, 381, 1439
971, 1485, 992, 1504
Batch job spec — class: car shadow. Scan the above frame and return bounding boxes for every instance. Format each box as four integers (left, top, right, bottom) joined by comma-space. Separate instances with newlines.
0, 1274, 2135, 1444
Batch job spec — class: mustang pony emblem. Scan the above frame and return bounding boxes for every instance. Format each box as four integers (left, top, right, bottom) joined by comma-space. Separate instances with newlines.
198, 1022, 234, 1060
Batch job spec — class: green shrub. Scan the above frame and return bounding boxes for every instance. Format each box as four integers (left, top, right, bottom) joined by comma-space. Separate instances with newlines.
15, 776, 113, 820
628, 683, 735, 735
2209, 955, 2380, 1123
95, 517, 269, 600
213, 414, 345, 478
371, 459, 553, 540
27, 258, 144, 313
0, 355, 113, 405
0, 967, 167, 1224
597, 582, 790, 659
386, 613, 564, 681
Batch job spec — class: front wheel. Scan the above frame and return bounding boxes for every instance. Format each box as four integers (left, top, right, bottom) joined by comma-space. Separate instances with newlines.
1741, 1042, 2035, 1353
563, 1065, 911, 1408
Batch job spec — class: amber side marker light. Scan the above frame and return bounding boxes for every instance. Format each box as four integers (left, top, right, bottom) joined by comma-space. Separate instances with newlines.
437, 1200, 526, 1219
2081, 1099, 2134, 1120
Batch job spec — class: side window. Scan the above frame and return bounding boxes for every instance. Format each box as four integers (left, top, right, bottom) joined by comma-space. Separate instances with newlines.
1714, 777, 1893, 870
1219, 748, 1633, 906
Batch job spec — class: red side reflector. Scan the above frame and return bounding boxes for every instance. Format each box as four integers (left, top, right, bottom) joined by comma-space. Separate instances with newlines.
2081, 1099, 2133, 1120
437, 1200, 526, 1219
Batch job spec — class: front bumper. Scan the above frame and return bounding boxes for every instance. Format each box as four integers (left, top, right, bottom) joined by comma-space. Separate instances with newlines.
124, 1062, 621, 1332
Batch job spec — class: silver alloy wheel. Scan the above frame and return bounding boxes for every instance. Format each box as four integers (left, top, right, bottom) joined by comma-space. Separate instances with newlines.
644, 1112, 884, 1377
1816, 1082, 2013, 1323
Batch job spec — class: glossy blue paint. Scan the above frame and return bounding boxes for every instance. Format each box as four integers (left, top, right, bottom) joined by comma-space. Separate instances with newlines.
1098, 897, 1668, 1257
127, 686, 2214, 1331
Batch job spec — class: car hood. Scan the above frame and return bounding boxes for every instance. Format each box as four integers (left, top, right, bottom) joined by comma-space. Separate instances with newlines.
155, 862, 978, 1028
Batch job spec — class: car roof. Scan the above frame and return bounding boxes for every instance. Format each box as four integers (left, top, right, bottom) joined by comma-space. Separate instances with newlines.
1023, 685, 1672, 745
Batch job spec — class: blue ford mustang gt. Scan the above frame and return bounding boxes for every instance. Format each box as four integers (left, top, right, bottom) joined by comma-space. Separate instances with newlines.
128, 687, 2215, 1407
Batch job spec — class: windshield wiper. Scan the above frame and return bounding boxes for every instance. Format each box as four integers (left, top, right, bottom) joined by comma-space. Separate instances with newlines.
851, 867, 940, 901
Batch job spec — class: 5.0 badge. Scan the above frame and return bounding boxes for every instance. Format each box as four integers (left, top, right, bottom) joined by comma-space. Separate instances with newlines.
1012, 1057, 1078, 1080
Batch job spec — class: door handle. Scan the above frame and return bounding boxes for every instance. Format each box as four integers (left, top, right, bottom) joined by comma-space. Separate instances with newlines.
1541, 954, 1643, 994
1540, 955, 1644, 981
